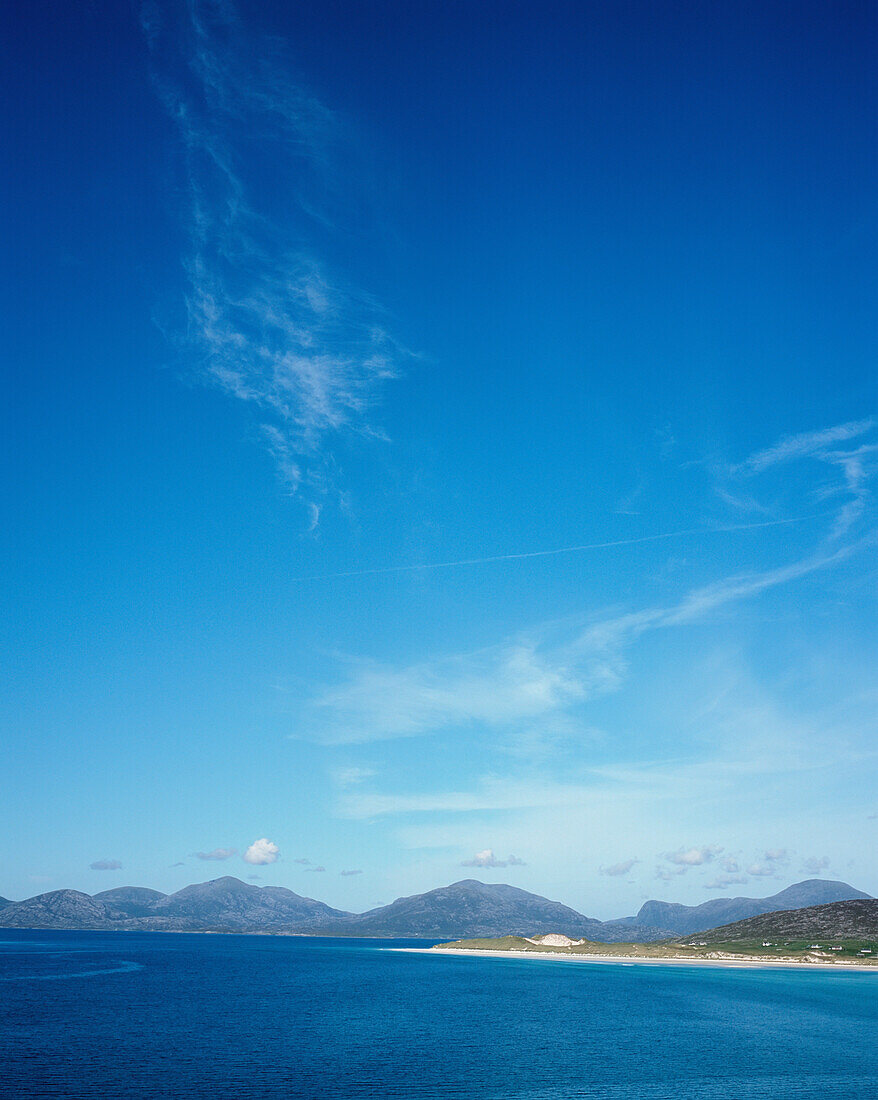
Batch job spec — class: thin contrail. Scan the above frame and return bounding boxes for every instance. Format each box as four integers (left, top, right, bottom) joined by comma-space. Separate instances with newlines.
296, 514, 822, 581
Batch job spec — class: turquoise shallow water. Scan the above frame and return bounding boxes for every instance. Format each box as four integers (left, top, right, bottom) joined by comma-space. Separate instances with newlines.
1, 930, 877, 1098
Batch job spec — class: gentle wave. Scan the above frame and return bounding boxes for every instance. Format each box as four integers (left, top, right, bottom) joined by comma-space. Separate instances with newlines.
0, 960, 143, 981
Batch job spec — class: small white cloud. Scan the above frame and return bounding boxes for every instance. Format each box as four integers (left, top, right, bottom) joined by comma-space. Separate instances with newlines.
195, 848, 236, 861
801, 856, 830, 875
243, 838, 280, 865
462, 849, 499, 868
340, 869, 363, 876
745, 862, 779, 877
704, 874, 749, 890
655, 866, 687, 881
599, 859, 638, 877
739, 849, 789, 877
763, 848, 789, 863
293, 858, 311, 865
720, 857, 740, 873
461, 849, 526, 869
304, 865, 326, 872
665, 845, 722, 868
90, 859, 122, 871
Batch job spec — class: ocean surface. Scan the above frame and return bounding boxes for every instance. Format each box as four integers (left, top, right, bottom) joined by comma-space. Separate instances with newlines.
1, 931, 877, 1099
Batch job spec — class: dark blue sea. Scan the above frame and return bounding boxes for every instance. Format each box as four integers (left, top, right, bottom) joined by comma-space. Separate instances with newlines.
2, 931, 877, 1098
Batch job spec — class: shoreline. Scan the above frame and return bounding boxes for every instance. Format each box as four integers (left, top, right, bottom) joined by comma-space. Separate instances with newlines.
396, 947, 878, 973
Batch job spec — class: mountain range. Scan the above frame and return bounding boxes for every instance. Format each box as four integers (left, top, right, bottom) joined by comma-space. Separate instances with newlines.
330, 880, 661, 939
0, 876, 869, 939
630, 878, 871, 935
697, 898, 878, 943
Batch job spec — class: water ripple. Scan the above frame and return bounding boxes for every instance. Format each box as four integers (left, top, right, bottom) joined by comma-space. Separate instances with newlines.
0, 960, 142, 981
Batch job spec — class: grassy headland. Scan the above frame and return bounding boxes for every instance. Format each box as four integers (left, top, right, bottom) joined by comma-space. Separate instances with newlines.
431, 903, 878, 967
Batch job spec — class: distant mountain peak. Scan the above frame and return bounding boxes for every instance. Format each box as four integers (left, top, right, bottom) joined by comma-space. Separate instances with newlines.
636, 879, 871, 935
193, 876, 250, 890
93, 887, 167, 902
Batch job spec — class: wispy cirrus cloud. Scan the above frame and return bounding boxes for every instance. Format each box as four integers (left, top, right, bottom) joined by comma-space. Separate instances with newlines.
734, 418, 875, 475
311, 642, 601, 744
145, 0, 402, 515
728, 417, 877, 538
334, 766, 377, 788
821, 443, 878, 537
337, 747, 783, 821
339, 780, 556, 819
307, 537, 861, 746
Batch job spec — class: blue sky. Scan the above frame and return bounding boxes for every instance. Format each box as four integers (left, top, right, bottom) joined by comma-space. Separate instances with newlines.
3, 0, 877, 917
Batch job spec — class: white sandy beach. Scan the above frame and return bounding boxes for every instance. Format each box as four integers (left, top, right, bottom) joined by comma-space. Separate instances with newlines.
396, 947, 878, 973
